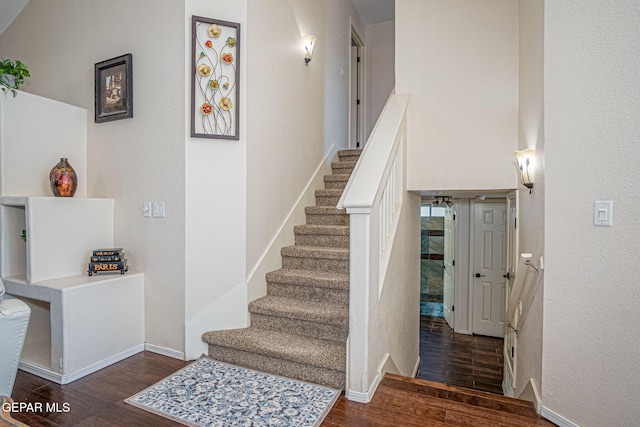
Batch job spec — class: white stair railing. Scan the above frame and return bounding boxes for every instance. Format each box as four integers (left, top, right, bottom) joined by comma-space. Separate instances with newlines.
504, 253, 544, 394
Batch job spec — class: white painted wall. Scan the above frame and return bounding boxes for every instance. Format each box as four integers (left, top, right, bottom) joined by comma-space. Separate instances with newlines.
514, 0, 544, 399
245, 0, 326, 274
0, 0, 187, 353
368, 190, 420, 383
245, 0, 364, 291
395, 0, 519, 192
543, 1, 640, 425
0, 92, 87, 198
365, 19, 395, 142
183, 0, 248, 359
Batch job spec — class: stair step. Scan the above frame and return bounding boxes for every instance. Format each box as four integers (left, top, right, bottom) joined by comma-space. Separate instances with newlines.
337, 149, 362, 163
203, 327, 346, 389
383, 374, 541, 420
250, 295, 348, 324
281, 245, 349, 274
294, 224, 349, 248
315, 189, 344, 206
266, 268, 349, 290
305, 206, 349, 226
324, 174, 351, 190
250, 296, 348, 342
331, 160, 357, 175
266, 269, 349, 305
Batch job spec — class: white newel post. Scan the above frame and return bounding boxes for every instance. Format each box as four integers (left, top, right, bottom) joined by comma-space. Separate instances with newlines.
347, 212, 370, 394
340, 93, 410, 401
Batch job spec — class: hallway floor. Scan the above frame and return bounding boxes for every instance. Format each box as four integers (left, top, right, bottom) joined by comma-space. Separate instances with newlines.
417, 316, 505, 395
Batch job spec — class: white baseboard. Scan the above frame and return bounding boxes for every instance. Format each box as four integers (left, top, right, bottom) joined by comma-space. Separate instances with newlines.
19, 344, 144, 384
145, 343, 185, 360
412, 356, 420, 377
541, 406, 581, 427
346, 372, 381, 403
183, 282, 248, 360
529, 378, 542, 414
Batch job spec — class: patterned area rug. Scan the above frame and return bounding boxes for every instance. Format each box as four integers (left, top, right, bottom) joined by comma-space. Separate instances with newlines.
125, 357, 340, 427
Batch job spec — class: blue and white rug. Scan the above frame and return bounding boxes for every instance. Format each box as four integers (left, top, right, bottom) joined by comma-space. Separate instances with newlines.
125, 357, 340, 427
420, 301, 444, 317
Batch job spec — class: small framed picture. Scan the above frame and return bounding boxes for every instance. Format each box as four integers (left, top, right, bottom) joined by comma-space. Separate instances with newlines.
94, 54, 133, 123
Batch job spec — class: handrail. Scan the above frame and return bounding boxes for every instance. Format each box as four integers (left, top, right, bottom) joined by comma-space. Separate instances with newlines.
506, 253, 544, 332
338, 93, 410, 213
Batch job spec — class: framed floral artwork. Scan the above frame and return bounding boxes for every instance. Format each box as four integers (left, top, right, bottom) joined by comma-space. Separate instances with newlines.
94, 54, 133, 123
191, 16, 240, 139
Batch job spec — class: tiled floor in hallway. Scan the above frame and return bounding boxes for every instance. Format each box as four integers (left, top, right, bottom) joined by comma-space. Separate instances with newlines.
417, 315, 505, 394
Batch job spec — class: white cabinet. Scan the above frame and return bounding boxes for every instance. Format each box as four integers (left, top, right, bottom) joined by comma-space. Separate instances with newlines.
0, 197, 144, 384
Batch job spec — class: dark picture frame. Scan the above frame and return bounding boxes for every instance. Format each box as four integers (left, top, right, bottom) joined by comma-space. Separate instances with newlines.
94, 54, 133, 123
191, 16, 240, 140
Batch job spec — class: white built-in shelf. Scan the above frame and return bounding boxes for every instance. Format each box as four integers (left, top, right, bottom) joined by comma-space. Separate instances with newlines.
0, 196, 144, 384
0, 197, 27, 207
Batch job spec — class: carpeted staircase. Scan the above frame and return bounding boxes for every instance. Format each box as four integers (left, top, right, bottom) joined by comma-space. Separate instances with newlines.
202, 149, 361, 390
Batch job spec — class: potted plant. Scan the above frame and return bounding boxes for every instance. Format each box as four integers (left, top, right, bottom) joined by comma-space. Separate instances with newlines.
0, 59, 30, 97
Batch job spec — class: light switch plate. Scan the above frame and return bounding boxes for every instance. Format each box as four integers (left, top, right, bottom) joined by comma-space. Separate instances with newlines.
143, 201, 152, 217
153, 202, 165, 218
594, 201, 613, 226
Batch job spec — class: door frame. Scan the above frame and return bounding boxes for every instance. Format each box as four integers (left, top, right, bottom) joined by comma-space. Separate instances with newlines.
349, 24, 365, 149
442, 204, 456, 329
468, 198, 508, 335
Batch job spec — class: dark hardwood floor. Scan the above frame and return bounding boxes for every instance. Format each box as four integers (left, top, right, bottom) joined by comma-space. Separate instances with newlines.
11, 352, 189, 426
417, 316, 505, 394
8, 320, 538, 426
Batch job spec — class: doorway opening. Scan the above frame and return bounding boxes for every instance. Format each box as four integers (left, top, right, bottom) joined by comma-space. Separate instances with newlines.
419, 204, 445, 318
417, 195, 509, 394
350, 28, 364, 149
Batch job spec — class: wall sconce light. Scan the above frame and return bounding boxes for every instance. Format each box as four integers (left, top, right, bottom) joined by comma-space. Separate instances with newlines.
303, 35, 317, 66
514, 148, 535, 193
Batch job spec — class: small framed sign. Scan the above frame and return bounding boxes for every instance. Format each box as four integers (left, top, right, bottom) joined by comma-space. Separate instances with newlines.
95, 54, 133, 123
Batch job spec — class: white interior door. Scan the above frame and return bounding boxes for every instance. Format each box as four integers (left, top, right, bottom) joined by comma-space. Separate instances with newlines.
350, 44, 358, 148
472, 202, 507, 337
443, 206, 455, 328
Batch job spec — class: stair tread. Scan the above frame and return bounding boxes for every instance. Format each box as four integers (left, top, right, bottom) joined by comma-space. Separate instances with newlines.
332, 160, 358, 167
384, 374, 542, 420
315, 189, 345, 196
266, 268, 349, 290
294, 224, 349, 235
324, 174, 351, 181
305, 206, 347, 215
202, 327, 346, 371
337, 149, 362, 156
281, 245, 349, 259
250, 295, 348, 324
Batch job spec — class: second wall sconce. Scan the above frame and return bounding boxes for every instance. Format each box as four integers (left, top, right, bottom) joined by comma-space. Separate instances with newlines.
303, 35, 317, 66
514, 148, 535, 193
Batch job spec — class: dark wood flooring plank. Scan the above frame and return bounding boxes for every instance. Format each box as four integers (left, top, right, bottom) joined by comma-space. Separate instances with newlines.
10, 348, 554, 426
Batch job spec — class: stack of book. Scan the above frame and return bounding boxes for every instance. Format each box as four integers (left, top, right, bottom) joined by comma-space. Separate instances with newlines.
87, 248, 128, 276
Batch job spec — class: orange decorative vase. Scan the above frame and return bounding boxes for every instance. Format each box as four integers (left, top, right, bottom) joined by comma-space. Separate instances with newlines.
49, 158, 77, 197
